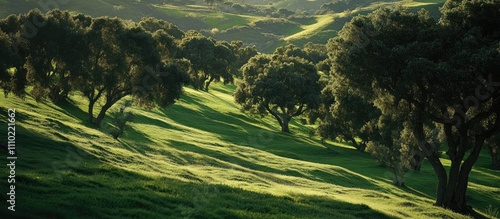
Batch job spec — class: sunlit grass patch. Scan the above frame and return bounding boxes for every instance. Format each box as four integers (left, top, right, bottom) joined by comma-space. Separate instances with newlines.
0, 81, 497, 218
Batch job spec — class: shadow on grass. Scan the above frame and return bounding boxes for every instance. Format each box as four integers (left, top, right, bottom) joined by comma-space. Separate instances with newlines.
0, 124, 395, 219
50, 98, 88, 122
1, 162, 394, 219
157, 94, 266, 140
165, 139, 287, 174
165, 139, 381, 190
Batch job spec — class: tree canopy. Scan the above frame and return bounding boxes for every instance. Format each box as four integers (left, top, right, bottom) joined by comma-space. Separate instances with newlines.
328, 3, 500, 213
0, 10, 190, 127
179, 33, 235, 91
235, 45, 322, 132
0, 29, 18, 96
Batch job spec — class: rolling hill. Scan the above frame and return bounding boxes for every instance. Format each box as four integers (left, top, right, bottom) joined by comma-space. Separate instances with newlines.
0, 82, 498, 218
0, 0, 446, 52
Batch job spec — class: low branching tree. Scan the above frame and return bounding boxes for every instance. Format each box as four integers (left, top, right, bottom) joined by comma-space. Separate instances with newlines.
235, 47, 321, 132
179, 33, 234, 91
81, 17, 188, 126
329, 5, 500, 213
317, 77, 380, 151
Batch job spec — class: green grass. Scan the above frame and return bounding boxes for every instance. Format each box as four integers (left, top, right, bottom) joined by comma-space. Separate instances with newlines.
0, 83, 498, 218
284, 14, 334, 41
286, 0, 446, 46
154, 4, 254, 31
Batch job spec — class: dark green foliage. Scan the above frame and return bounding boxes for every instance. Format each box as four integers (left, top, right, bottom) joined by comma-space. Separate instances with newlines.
0, 14, 30, 98
108, 101, 134, 139
0, 10, 190, 127
227, 41, 258, 77
134, 60, 191, 108
0, 30, 16, 96
317, 81, 380, 151
303, 42, 329, 64
328, 3, 500, 213
179, 33, 236, 91
440, 0, 500, 38
235, 45, 322, 132
23, 10, 86, 102
138, 17, 184, 40
139, 17, 184, 62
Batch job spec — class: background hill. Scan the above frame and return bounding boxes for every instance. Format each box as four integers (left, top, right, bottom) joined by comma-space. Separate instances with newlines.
0, 0, 445, 52
1, 83, 498, 218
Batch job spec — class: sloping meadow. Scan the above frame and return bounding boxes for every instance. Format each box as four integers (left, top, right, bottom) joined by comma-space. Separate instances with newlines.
0, 83, 497, 218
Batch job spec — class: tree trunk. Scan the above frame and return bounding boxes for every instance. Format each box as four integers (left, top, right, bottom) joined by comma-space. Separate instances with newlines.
443, 158, 462, 206
88, 100, 95, 124
414, 127, 447, 206
61, 86, 70, 100
86, 87, 105, 125
95, 101, 114, 127
428, 150, 448, 207
204, 77, 215, 91
392, 168, 405, 187
488, 145, 500, 169
281, 116, 290, 133
444, 136, 486, 213
346, 135, 365, 151
265, 105, 291, 133
410, 149, 425, 171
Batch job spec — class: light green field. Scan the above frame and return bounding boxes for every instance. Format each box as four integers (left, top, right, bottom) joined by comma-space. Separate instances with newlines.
284, 14, 335, 41
154, 4, 256, 31
0, 82, 498, 218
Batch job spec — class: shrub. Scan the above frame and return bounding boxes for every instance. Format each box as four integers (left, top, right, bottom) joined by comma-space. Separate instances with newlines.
108, 101, 134, 139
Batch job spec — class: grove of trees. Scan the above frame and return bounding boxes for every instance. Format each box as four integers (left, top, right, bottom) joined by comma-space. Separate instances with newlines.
0, 10, 256, 127
1, 0, 499, 216
234, 45, 322, 132
324, 0, 500, 213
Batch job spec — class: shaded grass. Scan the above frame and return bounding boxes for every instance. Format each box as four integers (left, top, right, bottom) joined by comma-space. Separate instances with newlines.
1, 82, 496, 218
0, 124, 391, 218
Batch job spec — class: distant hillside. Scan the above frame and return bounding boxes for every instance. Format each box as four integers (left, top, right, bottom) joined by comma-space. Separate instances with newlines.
239, 0, 333, 11
0, 0, 445, 52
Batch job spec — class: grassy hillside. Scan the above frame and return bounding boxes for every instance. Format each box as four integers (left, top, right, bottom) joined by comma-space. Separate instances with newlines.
0, 0, 445, 52
0, 83, 498, 218
241, 0, 332, 11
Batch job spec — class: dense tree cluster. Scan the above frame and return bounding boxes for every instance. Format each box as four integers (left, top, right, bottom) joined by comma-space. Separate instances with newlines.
235, 45, 322, 132
0, 10, 254, 127
217, 1, 300, 18
322, 0, 500, 213
1, 0, 498, 216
